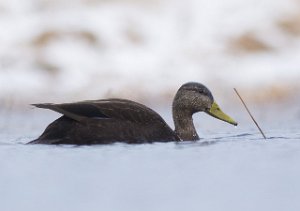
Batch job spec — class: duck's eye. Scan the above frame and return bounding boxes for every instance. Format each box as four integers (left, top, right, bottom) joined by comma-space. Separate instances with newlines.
197, 89, 205, 94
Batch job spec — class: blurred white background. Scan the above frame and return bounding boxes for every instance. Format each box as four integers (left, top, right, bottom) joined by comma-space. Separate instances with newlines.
0, 0, 300, 106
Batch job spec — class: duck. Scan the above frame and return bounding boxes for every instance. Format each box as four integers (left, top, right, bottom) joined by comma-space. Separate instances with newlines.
28, 82, 237, 145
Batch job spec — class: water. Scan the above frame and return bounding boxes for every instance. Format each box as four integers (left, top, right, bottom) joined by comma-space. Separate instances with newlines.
0, 107, 300, 211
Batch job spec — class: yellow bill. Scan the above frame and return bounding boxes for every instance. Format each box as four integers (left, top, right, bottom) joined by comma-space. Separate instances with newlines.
206, 102, 238, 126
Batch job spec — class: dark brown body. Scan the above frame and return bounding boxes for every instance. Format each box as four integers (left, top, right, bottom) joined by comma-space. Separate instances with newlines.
29, 99, 179, 144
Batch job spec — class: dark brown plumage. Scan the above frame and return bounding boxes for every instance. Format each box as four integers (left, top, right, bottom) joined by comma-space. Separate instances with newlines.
29, 82, 237, 145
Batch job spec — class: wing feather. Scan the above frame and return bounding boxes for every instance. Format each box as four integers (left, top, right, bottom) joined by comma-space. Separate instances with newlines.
32, 99, 167, 125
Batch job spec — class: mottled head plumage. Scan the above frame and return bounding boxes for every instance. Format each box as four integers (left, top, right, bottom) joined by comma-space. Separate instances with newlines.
179, 82, 214, 102
173, 82, 214, 114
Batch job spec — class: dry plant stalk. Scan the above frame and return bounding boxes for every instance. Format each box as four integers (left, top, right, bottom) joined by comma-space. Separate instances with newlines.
234, 88, 267, 139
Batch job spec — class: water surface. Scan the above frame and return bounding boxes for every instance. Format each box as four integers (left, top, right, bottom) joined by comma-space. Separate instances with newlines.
0, 108, 299, 211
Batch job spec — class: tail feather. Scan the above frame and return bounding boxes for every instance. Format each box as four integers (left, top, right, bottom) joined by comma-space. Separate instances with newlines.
31, 103, 54, 109
31, 103, 85, 122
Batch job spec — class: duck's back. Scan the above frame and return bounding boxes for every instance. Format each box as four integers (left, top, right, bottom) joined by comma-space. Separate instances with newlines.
29, 99, 179, 144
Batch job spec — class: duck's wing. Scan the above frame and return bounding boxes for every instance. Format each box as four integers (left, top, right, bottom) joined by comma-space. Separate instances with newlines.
32, 98, 168, 125
32, 102, 109, 122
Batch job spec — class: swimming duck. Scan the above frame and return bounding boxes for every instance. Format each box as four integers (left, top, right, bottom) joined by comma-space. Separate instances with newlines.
28, 82, 237, 145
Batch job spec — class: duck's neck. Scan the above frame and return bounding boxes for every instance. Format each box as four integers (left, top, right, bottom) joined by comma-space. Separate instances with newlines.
172, 107, 199, 141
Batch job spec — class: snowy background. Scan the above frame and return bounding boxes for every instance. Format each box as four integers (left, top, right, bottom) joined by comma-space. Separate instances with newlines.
1, 1, 300, 211
0, 0, 300, 107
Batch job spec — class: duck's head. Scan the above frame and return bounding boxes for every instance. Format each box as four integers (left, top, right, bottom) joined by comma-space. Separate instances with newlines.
173, 82, 237, 126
